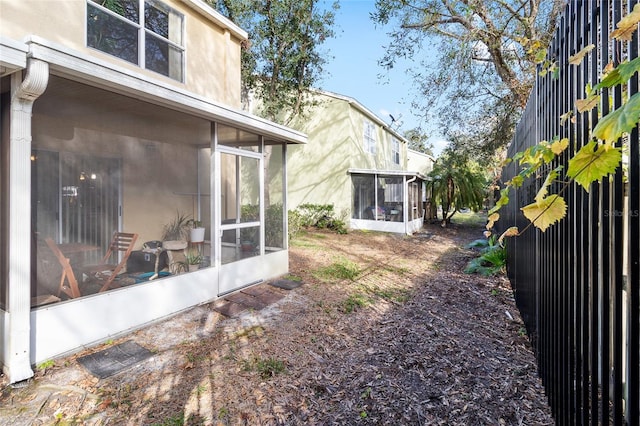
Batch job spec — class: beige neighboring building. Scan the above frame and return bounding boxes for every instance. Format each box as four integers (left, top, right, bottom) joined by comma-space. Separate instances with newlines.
1, 0, 306, 384
407, 148, 435, 176
284, 90, 434, 234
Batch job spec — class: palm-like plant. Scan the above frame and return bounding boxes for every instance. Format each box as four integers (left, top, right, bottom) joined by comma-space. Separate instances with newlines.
428, 151, 487, 226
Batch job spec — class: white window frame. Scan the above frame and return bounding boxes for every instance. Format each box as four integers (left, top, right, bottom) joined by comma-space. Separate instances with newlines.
86, 0, 185, 82
392, 137, 400, 165
363, 120, 376, 155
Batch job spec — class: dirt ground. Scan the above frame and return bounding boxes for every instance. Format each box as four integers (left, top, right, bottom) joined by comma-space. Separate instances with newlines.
0, 221, 554, 425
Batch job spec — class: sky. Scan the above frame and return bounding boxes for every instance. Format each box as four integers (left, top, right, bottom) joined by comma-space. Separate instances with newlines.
317, 0, 448, 156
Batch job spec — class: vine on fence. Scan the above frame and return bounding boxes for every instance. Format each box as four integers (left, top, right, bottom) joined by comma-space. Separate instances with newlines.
488, 3, 640, 244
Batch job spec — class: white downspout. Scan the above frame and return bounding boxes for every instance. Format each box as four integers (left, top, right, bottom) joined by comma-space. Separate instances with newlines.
5, 58, 49, 384
404, 175, 417, 235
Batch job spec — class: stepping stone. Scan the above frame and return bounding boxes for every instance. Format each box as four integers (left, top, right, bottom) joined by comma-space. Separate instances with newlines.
226, 291, 258, 306
233, 293, 268, 310
257, 290, 286, 305
241, 284, 271, 296
269, 279, 302, 290
213, 301, 248, 318
77, 340, 153, 379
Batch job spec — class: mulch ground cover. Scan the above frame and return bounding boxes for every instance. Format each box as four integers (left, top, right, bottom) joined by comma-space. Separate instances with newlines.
0, 221, 554, 425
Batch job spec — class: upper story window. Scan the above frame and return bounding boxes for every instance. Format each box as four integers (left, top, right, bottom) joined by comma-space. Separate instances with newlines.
363, 120, 376, 155
87, 0, 184, 82
392, 138, 400, 165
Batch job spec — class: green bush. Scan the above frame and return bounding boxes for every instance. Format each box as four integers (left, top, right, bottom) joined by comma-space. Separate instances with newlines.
295, 204, 347, 234
464, 236, 507, 276
287, 209, 303, 240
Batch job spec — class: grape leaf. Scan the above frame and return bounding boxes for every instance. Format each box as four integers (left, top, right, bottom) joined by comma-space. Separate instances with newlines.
486, 213, 499, 230
488, 188, 510, 215
498, 226, 519, 244
550, 138, 569, 155
569, 44, 595, 65
535, 169, 559, 203
521, 195, 567, 232
560, 110, 573, 126
534, 47, 548, 63
566, 141, 622, 191
611, 3, 640, 41
576, 94, 599, 113
594, 57, 640, 90
507, 175, 524, 188
592, 92, 640, 143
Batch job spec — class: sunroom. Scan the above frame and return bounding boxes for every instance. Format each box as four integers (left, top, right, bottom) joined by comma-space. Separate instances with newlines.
349, 169, 427, 235
1, 37, 305, 383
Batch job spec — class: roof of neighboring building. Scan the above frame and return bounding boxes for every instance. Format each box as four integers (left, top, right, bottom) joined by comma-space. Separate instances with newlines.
312, 89, 409, 144
407, 148, 436, 162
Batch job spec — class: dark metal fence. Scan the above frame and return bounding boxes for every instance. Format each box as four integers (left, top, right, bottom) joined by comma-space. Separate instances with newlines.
500, 1, 639, 424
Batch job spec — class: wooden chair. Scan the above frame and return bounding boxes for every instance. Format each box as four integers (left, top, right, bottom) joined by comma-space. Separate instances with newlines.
83, 231, 139, 293
44, 238, 82, 299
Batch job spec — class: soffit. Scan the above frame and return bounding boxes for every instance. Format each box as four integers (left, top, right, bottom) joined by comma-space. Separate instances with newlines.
26, 36, 306, 145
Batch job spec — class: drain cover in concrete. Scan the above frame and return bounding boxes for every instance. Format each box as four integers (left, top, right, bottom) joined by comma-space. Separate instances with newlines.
269, 279, 302, 290
77, 340, 153, 379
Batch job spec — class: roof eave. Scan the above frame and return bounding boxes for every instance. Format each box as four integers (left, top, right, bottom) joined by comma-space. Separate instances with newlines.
26, 36, 306, 145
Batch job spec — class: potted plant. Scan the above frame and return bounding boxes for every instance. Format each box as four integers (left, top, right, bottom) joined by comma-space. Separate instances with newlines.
161, 211, 190, 274
187, 219, 205, 243
183, 249, 203, 272
161, 211, 190, 248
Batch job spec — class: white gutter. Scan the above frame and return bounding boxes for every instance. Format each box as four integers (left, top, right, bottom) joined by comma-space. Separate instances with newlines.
5, 58, 49, 384
0, 36, 28, 76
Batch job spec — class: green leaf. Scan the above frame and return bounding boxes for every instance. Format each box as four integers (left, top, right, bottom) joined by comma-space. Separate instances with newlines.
489, 188, 510, 215
521, 195, 567, 232
566, 141, 622, 191
520, 142, 554, 167
507, 175, 524, 188
594, 57, 640, 91
593, 92, 640, 143
534, 47, 547, 63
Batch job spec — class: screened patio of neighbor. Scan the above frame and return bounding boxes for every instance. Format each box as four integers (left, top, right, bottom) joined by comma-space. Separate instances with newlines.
349, 169, 427, 235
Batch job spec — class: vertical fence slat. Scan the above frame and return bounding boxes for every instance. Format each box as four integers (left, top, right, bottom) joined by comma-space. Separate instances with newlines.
627, 0, 640, 421
498, 1, 637, 424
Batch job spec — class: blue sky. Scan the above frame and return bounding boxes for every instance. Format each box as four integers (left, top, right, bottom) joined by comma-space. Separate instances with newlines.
318, 0, 447, 155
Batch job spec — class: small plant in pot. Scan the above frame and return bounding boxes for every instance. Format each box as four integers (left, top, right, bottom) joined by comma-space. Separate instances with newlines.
187, 219, 205, 243
162, 211, 190, 250
183, 249, 203, 272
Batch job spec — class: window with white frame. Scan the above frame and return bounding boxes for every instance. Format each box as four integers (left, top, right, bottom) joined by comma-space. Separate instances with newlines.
363, 120, 376, 155
87, 0, 184, 82
392, 138, 400, 164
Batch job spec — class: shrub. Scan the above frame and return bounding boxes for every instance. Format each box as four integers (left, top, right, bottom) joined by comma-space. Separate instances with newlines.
464, 235, 507, 276
295, 204, 348, 234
